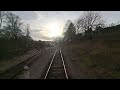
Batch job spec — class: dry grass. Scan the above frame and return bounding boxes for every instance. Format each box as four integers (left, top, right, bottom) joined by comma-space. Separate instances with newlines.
65, 32, 120, 79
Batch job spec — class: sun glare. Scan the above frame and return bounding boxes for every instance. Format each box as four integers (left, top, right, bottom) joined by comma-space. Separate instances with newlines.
46, 22, 63, 38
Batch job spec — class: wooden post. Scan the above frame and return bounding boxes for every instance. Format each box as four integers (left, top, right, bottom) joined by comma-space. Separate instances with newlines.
24, 66, 30, 79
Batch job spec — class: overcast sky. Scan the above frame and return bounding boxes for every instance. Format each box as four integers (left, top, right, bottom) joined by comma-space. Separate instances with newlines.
11, 11, 120, 41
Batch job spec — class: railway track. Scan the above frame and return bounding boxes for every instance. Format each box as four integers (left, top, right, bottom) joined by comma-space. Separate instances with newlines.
0, 49, 45, 79
44, 49, 68, 79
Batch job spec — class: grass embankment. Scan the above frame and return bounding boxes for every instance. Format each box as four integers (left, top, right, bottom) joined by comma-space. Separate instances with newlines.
67, 32, 120, 79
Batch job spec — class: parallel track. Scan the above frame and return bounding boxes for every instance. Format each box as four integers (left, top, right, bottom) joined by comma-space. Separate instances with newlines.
0, 49, 45, 79
44, 49, 68, 79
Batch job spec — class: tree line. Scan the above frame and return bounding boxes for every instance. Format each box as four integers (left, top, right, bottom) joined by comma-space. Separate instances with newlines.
62, 11, 120, 44
0, 11, 34, 59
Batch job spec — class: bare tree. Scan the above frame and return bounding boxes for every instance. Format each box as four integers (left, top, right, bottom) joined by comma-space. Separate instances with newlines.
25, 24, 32, 40
4, 12, 23, 39
63, 20, 76, 42
76, 11, 105, 32
25, 24, 30, 37
63, 20, 71, 33
0, 11, 6, 29
24, 24, 33, 48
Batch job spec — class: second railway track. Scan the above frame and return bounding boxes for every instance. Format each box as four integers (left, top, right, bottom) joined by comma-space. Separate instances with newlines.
44, 49, 68, 79
0, 49, 45, 79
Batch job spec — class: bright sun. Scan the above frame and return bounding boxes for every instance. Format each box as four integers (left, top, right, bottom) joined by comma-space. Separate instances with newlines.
47, 22, 63, 38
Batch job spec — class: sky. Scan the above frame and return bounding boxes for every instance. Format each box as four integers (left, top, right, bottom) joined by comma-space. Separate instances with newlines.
11, 11, 120, 41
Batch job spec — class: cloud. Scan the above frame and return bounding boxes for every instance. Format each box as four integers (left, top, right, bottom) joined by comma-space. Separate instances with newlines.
30, 29, 42, 33
34, 11, 83, 23
10, 11, 120, 41
101, 11, 120, 24
31, 31, 53, 41
12, 11, 38, 21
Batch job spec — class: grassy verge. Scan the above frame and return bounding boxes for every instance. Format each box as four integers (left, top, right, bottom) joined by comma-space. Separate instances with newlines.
65, 32, 120, 79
